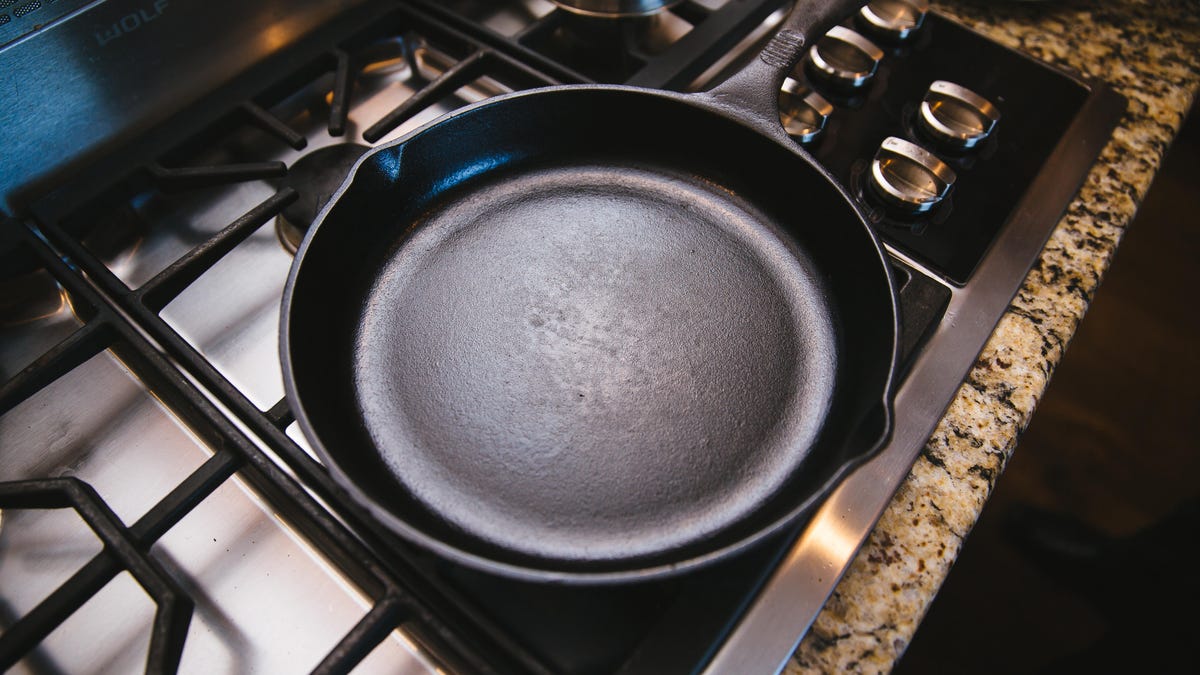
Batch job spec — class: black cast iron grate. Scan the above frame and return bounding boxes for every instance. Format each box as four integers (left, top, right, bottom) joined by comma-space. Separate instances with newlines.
412, 0, 790, 89
0, 4, 579, 673
0, 221, 543, 674
0, 476, 196, 673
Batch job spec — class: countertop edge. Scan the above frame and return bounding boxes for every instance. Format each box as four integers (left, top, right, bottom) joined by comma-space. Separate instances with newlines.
789, 2, 1200, 672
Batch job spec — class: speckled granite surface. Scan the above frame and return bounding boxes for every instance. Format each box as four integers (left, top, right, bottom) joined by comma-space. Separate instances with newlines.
788, 1, 1200, 672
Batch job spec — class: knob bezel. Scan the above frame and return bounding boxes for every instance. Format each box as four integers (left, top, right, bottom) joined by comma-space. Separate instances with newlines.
779, 77, 835, 144
858, 0, 930, 42
918, 80, 1001, 150
807, 26, 885, 90
869, 136, 957, 215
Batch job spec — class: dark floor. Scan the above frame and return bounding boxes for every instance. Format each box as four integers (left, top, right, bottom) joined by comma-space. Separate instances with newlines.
893, 107, 1200, 674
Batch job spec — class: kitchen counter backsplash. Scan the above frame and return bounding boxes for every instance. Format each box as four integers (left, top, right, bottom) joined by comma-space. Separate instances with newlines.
789, 0, 1200, 672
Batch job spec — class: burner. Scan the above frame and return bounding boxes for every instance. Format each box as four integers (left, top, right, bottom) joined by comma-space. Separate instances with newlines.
551, 0, 682, 18
523, 5, 693, 81
275, 143, 371, 252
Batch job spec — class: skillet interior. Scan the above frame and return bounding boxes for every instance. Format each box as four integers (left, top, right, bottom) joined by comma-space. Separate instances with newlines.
284, 87, 897, 577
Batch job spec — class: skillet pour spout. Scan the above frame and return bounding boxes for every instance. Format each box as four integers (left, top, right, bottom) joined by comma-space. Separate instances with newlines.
281, 0, 897, 583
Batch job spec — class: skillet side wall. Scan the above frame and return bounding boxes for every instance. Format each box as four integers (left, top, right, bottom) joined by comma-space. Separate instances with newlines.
284, 88, 896, 577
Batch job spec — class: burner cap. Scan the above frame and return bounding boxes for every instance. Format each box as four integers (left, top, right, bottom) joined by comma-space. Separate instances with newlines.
551, 0, 681, 18
277, 143, 370, 253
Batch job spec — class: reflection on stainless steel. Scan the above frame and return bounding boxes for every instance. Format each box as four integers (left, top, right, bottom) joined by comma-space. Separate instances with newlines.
543, 9, 696, 65
0, 339, 434, 673
0, 352, 205, 526
161, 215, 293, 410
0, 275, 76, 381
103, 38, 491, 413
636, 11, 697, 55
1, 26, 492, 670
858, 0, 930, 42
102, 181, 281, 291
2, 0, 1126, 671
414, 45, 513, 102
0, 505, 105, 643
177, 97, 480, 415
435, 0, 557, 37
0, 0, 374, 211
920, 80, 1001, 150
687, 7, 787, 91
869, 136, 957, 214
779, 78, 834, 144
0, 272, 65, 329
276, 217, 306, 255
358, 37, 415, 79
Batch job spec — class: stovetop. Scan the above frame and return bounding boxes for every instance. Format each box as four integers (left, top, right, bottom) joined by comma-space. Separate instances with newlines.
0, 1, 1123, 673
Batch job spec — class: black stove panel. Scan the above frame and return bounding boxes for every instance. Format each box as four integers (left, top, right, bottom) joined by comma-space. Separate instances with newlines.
801, 14, 1091, 284
417, 0, 788, 89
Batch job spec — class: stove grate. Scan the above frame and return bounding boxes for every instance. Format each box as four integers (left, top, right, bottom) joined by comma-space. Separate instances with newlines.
3, 183, 543, 674
0, 469, 221, 673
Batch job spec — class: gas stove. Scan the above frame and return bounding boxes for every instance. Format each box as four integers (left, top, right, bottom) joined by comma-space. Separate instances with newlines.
0, 1, 1122, 672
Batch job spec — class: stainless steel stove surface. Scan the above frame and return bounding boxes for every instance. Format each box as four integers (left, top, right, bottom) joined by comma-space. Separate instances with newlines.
0, 1, 1122, 673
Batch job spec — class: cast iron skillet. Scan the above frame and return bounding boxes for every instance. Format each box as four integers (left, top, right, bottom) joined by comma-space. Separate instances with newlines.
282, 0, 898, 583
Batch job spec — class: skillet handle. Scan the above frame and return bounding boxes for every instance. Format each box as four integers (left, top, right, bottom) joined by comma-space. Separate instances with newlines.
702, 0, 863, 125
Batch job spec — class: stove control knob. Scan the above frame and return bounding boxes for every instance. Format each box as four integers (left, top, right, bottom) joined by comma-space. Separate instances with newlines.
918, 81, 1000, 150
779, 78, 834, 144
807, 26, 884, 90
857, 0, 930, 42
868, 137, 956, 215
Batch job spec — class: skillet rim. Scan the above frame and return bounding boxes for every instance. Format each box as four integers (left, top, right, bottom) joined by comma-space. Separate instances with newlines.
280, 82, 901, 583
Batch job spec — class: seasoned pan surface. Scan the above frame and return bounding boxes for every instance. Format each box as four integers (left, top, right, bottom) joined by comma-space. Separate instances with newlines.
354, 156, 837, 561
283, 0, 896, 581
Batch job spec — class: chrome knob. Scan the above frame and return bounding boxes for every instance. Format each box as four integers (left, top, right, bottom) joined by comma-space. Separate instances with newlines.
918, 81, 1000, 150
807, 26, 884, 90
779, 78, 834, 144
857, 0, 930, 42
868, 137, 956, 215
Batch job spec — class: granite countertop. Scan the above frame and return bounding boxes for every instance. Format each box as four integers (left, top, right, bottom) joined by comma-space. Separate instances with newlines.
789, 1, 1200, 672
